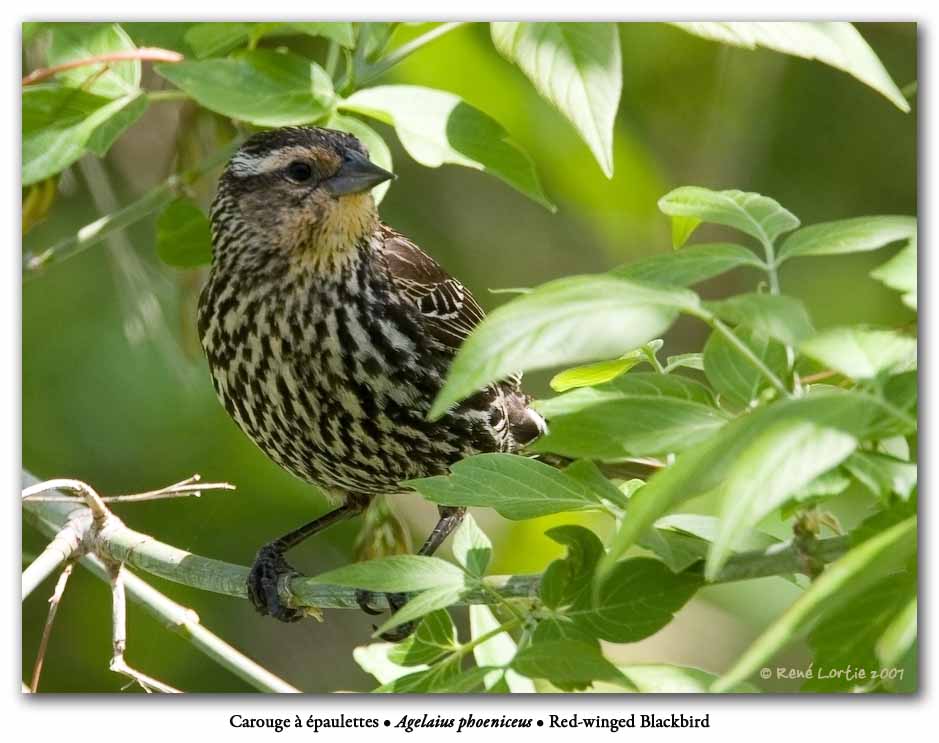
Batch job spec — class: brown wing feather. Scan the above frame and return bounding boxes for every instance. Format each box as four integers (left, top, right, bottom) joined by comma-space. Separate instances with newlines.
377, 225, 487, 353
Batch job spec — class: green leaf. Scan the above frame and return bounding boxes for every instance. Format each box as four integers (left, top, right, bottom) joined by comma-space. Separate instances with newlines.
618, 664, 760, 693
374, 585, 465, 637
533, 373, 726, 460
704, 326, 788, 406
84, 93, 148, 156
156, 50, 335, 127
353, 642, 427, 684
406, 453, 603, 520
658, 187, 800, 246
613, 243, 765, 287
549, 355, 641, 392
671, 22, 910, 112
800, 326, 916, 380
712, 516, 917, 692
842, 452, 917, 501
540, 525, 605, 611
284, 22, 355, 49
705, 293, 814, 346
155, 198, 213, 268
307, 555, 464, 592
451, 513, 492, 577
574, 558, 702, 643
326, 113, 393, 204
561, 460, 630, 510
22, 86, 144, 185
185, 22, 355, 59
429, 275, 697, 418
511, 640, 634, 691
47, 23, 141, 98
374, 660, 462, 693
341, 85, 553, 210
665, 353, 704, 372
876, 596, 917, 670
490, 22, 621, 177
387, 610, 457, 666
803, 571, 915, 691
777, 216, 916, 263
871, 237, 917, 310
706, 418, 858, 579
596, 391, 909, 584
671, 215, 701, 249
469, 605, 535, 693
185, 22, 253, 58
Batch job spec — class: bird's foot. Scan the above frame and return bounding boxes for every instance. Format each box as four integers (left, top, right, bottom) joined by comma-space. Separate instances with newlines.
247, 543, 305, 622
355, 590, 416, 641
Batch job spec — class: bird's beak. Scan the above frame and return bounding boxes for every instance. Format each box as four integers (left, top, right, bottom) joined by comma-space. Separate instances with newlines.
324, 151, 395, 196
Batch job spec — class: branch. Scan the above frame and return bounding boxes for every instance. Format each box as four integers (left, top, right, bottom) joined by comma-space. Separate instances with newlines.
22, 472, 299, 693
23, 471, 849, 613
22, 47, 183, 86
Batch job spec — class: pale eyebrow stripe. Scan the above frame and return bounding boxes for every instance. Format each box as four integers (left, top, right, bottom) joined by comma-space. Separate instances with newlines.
229, 148, 307, 177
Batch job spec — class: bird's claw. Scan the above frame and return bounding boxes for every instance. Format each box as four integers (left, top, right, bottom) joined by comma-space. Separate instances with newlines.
247, 544, 305, 623
356, 590, 416, 641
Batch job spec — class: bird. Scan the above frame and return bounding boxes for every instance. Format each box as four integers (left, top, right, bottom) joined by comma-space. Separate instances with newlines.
197, 126, 547, 640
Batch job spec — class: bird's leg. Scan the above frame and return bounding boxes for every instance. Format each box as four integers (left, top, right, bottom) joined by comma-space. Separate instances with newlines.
248, 496, 367, 622
358, 506, 467, 641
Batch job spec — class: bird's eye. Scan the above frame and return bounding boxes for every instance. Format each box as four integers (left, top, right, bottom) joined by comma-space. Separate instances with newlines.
286, 161, 314, 183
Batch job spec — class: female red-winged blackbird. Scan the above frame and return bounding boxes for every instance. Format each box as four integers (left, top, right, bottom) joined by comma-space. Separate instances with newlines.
198, 126, 546, 639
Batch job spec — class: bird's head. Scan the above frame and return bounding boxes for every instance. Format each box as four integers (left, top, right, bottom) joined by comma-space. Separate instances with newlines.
213, 126, 394, 270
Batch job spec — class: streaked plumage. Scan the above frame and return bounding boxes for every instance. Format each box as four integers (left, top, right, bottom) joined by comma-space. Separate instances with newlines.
197, 126, 546, 633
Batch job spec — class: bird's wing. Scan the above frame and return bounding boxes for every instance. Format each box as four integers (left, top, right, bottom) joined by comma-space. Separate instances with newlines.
377, 225, 488, 354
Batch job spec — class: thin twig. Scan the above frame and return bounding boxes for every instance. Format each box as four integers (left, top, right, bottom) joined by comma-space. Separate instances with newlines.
23, 474, 236, 504
107, 562, 181, 693
22, 47, 183, 86
800, 369, 838, 385
23, 472, 299, 693
29, 562, 74, 692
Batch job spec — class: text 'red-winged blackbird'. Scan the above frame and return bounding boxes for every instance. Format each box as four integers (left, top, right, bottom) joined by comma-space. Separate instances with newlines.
198, 127, 546, 639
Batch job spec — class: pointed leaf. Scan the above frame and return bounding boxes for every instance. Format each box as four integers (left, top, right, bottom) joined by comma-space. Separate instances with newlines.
800, 326, 916, 380
156, 50, 335, 127
672, 22, 909, 112
871, 237, 917, 310
23, 86, 144, 185
430, 275, 697, 417
451, 513, 492, 577
659, 187, 800, 245
534, 373, 727, 459
704, 326, 788, 406
705, 293, 814, 346
406, 453, 603, 520
491, 22, 621, 176
614, 243, 765, 287
342, 85, 553, 210
777, 215, 915, 263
